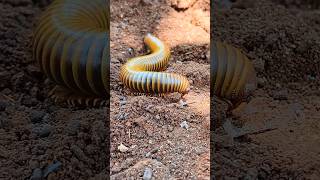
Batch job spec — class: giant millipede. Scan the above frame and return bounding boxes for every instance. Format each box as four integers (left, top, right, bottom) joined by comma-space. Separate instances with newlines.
32, 0, 109, 106
211, 41, 257, 109
119, 34, 190, 95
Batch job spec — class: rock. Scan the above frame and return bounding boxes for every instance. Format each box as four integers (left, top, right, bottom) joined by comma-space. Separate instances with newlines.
119, 100, 126, 106
257, 77, 267, 88
43, 161, 62, 178
29, 110, 46, 123
30, 168, 42, 180
143, 167, 153, 180
180, 121, 189, 129
178, 99, 187, 108
118, 143, 129, 153
38, 124, 52, 138
117, 113, 128, 120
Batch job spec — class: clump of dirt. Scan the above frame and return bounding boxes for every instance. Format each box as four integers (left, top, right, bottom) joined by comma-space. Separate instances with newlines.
212, 0, 320, 178
110, 0, 210, 178
0, 0, 108, 179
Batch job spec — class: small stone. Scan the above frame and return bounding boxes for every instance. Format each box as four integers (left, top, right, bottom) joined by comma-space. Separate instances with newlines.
38, 124, 51, 138
143, 167, 153, 180
127, 47, 134, 55
119, 100, 127, 106
257, 77, 267, 88
179, 99, 187, 108
118, 143, 129, 153
117, 113, 128, 120
43, 161, 62, 178
180, 121, 189, 129
30, 168, 42, 180
30, 110, 46, 123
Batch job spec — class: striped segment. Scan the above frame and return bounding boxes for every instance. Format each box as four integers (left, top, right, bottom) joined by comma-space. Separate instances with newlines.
211, 41, 256, 106
32, 0, 109, 98
119, 34, 190, 94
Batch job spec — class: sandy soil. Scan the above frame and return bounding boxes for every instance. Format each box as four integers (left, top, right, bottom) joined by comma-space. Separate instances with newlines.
110, 0, 210, 179
212, 0, 320, 179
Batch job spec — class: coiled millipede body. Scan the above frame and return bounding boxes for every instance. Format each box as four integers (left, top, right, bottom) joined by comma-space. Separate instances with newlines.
32, 0, 109, 106
119, 34, 190, 95
211, 41, 257, 109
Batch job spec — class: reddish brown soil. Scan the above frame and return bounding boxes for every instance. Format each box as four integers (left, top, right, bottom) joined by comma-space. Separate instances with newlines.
110, 0, 210, 179
212, 0, 320, 179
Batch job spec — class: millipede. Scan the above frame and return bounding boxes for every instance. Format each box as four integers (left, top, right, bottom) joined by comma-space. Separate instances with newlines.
211, 41, 257, 109
32, 0, 109, 106
119, 34, 190, 95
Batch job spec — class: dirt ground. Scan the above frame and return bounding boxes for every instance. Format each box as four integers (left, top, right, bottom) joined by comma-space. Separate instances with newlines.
0, 0, 108, 179
110, 0, 210, 179
212, 0, 320, 179
1, 0, 320, 179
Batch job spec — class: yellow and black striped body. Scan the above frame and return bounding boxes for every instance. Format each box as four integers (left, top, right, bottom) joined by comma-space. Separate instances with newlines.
211, 41, 257, 108
119, 34, 190, 95
32, 0, 109, 106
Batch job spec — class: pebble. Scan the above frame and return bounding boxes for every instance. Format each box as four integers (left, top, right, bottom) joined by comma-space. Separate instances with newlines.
43, 161, 62, 178
119, 100, 127, 106
118, 143, 129, 153
257, 77, 267, 88
178, 99, 188, 108
180, 121, 189, 129
38, 124, 52, 138
127, 47, 134, 55
30, 110, 46, 123
117, 113, 128, 120
30, 168, 42, 180
143, 167, 153, 180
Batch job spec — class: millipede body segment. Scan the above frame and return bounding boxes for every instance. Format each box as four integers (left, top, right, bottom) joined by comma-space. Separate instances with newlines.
211, 41, 257, 108
120, 34, 190, 95
32, 0, 109, 105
